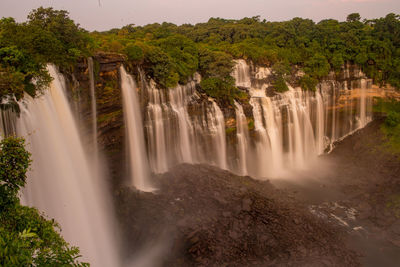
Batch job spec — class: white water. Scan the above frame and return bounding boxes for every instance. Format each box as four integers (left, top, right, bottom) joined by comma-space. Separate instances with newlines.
231, 60, 373, 177
88, 57, 98, 165
209, 100, 228, 169
146, 79, 168, 173
140, 71, 232, 173
231, 59, 251, 88
234, 101, 249, 175
315, 91, 325, 154
129, 60, 373, 179
169, 84, 195, 164
359, 79, 367, 128
17, 65, 120, 267
120, 66, 154, 192
246, 86, 316, 177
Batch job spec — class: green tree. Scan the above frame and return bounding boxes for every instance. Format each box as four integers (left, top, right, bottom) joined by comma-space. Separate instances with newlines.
125, 43, 144, 62
198, 47, 233, 78
347, 13, 361, 23
0, 137, 87, 266
143, 45, 179, 88
200, 76, 243, 105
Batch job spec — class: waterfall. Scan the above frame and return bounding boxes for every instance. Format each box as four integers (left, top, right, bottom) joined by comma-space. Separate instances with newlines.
359, 78, 367, 127
137, 59, 374, 179
140, 71, 232, 173
145, 80, 168, 174
261, 97, 284, 173
249, 95, 272, 177
208, 100, 228, 170
17, 65, 120, 267
247, 86, 316, 177
315, 91, 325, 154
231, 59, 251, 88
231, 60, 374, 177
169, 84, 195, 164
88, 57, 98, 167
120, 66, 154, 192
234, 101, 249, 175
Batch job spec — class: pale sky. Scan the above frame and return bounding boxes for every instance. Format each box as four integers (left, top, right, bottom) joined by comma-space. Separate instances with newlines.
0, 0, 399, 31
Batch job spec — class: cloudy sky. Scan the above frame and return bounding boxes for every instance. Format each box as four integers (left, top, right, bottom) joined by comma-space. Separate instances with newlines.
1, 0, 399, 31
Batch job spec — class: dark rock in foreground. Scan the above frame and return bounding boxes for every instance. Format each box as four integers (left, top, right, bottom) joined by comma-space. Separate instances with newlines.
116, 164, 359, 266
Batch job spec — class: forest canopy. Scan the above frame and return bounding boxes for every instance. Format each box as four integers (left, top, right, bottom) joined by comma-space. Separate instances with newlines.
1, 8, 400, 103
0, 7, 90, 105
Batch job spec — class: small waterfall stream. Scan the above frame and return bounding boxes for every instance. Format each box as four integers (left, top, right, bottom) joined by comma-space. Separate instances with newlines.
209, 100, 228, 169
234, 101, 249, 175
88, 57, 99, 168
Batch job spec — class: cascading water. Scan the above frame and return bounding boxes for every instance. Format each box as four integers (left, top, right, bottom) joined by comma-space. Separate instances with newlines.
247, 86, 315, 177
208, 100, 228, 170
315, 91, 325, 154
234, 101, 249, 175
122, 59, 374, 180
231, 59, 251, 88
88, 57, 99, 167
120, 66, 154, 192
139, 70, 231, 173
231, 59, 373, 177
169, 84, 196, 164
359, 78, 367, 127
145, 79, 169, 174
17, 65, 120, 267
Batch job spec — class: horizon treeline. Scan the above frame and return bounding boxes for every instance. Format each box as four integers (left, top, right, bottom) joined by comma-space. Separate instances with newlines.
1, 7, 400, 105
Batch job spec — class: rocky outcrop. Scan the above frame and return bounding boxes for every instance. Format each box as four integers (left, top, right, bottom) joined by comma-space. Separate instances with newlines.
116, 164, 359, 266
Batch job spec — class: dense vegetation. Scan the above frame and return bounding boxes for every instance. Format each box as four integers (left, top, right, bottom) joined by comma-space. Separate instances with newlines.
92, 13, 400, 96
0, 7, 90, 106
375, 99, 400, 153
0, 8, 400, 104
0, 137, 86, 266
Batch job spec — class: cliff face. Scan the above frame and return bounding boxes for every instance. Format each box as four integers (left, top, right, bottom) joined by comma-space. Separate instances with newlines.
67, 54, 393, 185
67, 53, 126, 185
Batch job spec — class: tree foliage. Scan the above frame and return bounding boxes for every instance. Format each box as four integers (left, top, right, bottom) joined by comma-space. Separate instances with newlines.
0, 7, 90, 104
2, 8, 400, 103
91, 12, 400, 97
0, 137, 87, 266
